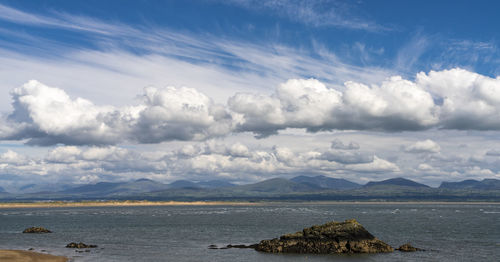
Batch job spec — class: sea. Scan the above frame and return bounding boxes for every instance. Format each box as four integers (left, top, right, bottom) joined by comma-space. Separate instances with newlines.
0, 203, 499, 261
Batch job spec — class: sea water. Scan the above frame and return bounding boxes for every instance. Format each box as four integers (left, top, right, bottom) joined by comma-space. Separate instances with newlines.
0, 203, 499, 261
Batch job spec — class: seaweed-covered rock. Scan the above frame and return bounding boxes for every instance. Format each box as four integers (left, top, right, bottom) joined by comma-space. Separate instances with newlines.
65, 242, 98, 248
396, 243, 423, 252
255, 219, 393, 254
22, 227, 52, 233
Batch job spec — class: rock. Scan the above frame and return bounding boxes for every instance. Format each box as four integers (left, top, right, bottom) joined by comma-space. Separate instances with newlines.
22, 227, 52, 233
65, 242, 98, 249
208, 244, 219, 249
226, 244, 258, 249
255, 219, 394, 254
396, 243, 423, 252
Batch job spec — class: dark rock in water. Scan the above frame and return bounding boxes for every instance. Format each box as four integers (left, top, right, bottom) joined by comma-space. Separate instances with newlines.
209, 244, 258, 249
396, 243, 423, 252
255, 219, 393, 254
226, 244, 258, 249
22, 227, 52, 233
66, 242, 98, 249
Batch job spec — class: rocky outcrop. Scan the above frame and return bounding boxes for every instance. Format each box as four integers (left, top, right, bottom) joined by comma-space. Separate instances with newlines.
255, 219, 393, 254
396, 243, 423, 252
65, 242, 97, 249
22, 227, 52, 233
208, 244, 257, 249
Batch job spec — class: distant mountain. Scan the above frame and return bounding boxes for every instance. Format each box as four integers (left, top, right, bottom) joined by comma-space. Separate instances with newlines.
3, 177, 500, 202
364, 177, 430, 188
16, 183, 74, 194
235, 178, 319, 193
61, 179, 169, 196
440, 179, 500, 190
0, 186, 5, 193
197, 180, 235, 188
168, 180, 200, 189
168, 180, 235, 189
61, 182, 125, 195
291, 175, 361, 190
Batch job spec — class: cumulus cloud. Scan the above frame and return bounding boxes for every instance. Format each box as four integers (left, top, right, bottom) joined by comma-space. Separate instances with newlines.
3, 68, 500, 145
331, 139, 360, 150
0, 80, 233, 145
231, 68, 500, 137
0, 150, 27, 165
320, 150, 374, 164
417, 163, 434, 171
417, 68, 500, 130
405, 139, 441, 153
346, 156, 400, 173
229, 76, 440, 135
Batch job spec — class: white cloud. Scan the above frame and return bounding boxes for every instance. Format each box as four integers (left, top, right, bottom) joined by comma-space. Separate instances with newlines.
46, 146, 81, 163
346, 156, 400, 173
417, 68, 500, 130
221, 0, 387, 31
4, 68, 500, 145
330, 139, 360, 150
417, 163, 434, 171
405, 139, 441, 153
320, 150, 373, 164
230, 75, 438, 135
0, 150, 27, 165
1, 80, 233, 145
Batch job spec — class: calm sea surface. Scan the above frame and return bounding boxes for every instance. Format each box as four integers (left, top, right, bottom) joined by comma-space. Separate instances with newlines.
0, 203, 499, 261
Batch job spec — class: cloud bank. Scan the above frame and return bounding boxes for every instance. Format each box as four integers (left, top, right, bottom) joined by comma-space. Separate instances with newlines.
0, 139, 400, 187
2, 68, 500, 145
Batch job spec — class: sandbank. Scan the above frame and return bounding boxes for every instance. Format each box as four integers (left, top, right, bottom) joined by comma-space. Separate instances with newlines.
0, 250, 68, 262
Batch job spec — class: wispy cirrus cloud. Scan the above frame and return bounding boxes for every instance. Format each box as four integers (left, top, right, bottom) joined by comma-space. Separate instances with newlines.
0, 3, 395, 113
219, 0, 390, 32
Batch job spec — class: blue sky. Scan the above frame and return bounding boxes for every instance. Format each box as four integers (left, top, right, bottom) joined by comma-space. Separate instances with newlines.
1, 0, 499, 76
1, 0, 500, 190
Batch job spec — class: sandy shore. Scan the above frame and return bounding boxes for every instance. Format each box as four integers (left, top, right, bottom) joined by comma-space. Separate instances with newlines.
0, 250, 68, 262
0, 200, 257, 208
0, 200, 498, 208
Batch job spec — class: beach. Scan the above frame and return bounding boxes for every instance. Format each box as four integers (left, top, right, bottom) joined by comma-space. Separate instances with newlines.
0, 200, 257, 209
0, 250, 68, 262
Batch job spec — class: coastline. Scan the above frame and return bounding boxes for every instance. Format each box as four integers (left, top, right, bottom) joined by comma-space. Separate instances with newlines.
0, 200, 499, 208
0, 200, 257, 208
0, 250, 68, 262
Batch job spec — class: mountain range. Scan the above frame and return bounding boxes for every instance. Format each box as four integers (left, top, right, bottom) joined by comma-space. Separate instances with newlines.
1, 176, 499, 201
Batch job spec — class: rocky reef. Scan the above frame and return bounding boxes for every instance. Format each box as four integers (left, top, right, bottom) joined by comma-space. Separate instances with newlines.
396, 243, 423, 252
65, 242, 98, 249
255, 219, 394, 254
22, 227, 52, 233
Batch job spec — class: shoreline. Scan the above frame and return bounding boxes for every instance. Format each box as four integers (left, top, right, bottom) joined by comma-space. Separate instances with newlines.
0, 250, 68, 262
0, 200, 499, 208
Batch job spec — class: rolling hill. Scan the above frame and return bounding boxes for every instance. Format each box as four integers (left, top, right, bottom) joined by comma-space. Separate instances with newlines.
291, 175, 361, 190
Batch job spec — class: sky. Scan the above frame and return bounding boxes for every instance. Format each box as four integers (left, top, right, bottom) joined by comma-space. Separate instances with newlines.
1, 0, 500, 191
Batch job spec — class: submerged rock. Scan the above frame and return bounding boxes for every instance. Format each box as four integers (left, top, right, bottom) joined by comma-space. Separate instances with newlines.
226, 244, 258, 249
22, 227, 52, 233
66, 242, 98, 249
208, 244, 258, 249
396, 243, 423, 252
255, 219, 393, 254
